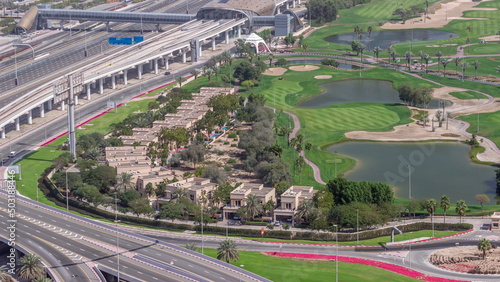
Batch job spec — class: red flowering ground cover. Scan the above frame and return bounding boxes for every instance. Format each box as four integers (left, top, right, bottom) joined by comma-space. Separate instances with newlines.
265, 252, 465, 282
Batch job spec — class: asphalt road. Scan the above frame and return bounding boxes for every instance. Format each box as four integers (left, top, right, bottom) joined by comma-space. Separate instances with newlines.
0, 191, 270, 281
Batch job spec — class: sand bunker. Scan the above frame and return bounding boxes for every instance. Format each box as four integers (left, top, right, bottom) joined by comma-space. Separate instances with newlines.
382, 0, 497, 29
289, 65, 320, 71
426, 44, 457, 47
480, 35, 500, 42
262, 67, 287, 76
314, 75, 332, 79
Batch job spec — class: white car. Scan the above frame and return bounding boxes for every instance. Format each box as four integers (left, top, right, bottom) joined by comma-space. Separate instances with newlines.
8, 151, 16, 158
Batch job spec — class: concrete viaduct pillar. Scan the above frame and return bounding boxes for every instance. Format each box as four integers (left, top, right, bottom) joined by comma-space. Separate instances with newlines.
111, 75, 116, 89
138, 64, 143, 79
225, 31, 229, 44
124, 70, 128, 85
86, 84, 91, 100
61, 100, 65, 111
99, 78, 104, 94
27, 110, 32, 125
74, 95, 78, 105
154, 59, 159, 74
293, 0, 296, 8
237, 25, 241, 38
149, 60, 153, 70
164, 57, 169, 70
47, 99, 53, 111
40, 103, 45, 118
15, 117, 20, 131
286, 1, 289, 9
182, 52, 187, 63
1, 128, 5, 138
199, 40, 203, 57
212, 37, 216, 51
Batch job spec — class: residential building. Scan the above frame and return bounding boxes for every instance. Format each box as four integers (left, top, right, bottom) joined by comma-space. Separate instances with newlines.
492, 212, 500, 230
155, 177, 218, 209
223, 182, 275, 220
273, 186, 316, 225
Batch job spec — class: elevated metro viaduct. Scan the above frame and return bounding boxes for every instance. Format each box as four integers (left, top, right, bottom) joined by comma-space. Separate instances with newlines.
17, 0, 304, 36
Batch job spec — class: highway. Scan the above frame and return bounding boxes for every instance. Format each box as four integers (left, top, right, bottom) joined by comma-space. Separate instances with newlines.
0, 190, 270, 281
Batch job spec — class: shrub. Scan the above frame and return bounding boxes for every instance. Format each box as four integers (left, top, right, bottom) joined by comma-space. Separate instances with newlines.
224, 165, 232, 171
228, 133, 237, 138
217, 150, 225, 155
227, 158, 237, 164
224, 141, 230, 145
231, 144, 237, 147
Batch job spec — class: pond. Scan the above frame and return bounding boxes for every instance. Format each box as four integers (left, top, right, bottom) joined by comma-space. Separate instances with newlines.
297, 79, 452, 109
287, 59, 365, 70
326, 29, 458, 50
327, 142, 497, 203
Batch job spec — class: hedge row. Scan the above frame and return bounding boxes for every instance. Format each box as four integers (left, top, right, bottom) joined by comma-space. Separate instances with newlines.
38, 170, 472, 242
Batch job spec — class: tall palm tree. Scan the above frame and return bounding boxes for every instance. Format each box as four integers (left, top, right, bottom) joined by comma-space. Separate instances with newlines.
440, 195, 451, 223
0, 265, 15, 282
478, 238, 492, 260
441, 59, 450, 77
390, 51, 399, 64
424, 199, 437, 230
116, 172, 134, 192
496, 65, 500, 72
177, 76, 184, 87
423, 54, 431, 73
268, 53, 275, 66
190, 69, 200, 82
295, 199, 315, 224
470, 60, 481, 79
454, 57, 462, 73
373, 46, 382, 61
418, 50, 426, 64
184, 243, 199, 252
367, 26, 373, 37
435, 51, 443, 72
244, 194, 262, 219
282, 127, 292, 147
294, 156, 305, 177
455, 200, 467, 223
302, 43, 309, 52
404, 51, 413, 71
217, 239, 239, 263
172, 187, 188, 202
18, 253, 45, 281
358, 43, 366, 62
296, 133, 305, 144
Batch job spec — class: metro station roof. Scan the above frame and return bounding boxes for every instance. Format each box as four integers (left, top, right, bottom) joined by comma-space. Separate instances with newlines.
201, 0, 277, 16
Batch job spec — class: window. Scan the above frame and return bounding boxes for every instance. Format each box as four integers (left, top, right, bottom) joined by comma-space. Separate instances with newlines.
235, 200, 241, 207
285, 203, 292, 209
190, 195, 194, 201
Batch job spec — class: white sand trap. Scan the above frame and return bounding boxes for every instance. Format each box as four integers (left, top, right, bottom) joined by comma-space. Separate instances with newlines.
426, 44, 457, 47
382, 0, 496, 29
262, 67, 287, 76
480, 35, 500, 42
314, 75, 332, 79
289, 65, 320, 71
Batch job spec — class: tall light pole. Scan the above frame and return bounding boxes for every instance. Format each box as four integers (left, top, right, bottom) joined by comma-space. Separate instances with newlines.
409, 232, 412, 270
356, 209, 359, 245
14, 47, 18, 86
408, 164, 412, 200
334, 224, 339, 282
66, 170, 69, 212
114, 192, 120, 282
199, 199, 204, 255
35, 174, 38, 202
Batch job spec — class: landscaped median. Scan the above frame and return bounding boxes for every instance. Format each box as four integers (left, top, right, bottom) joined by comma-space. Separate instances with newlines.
265, 252, 463, 282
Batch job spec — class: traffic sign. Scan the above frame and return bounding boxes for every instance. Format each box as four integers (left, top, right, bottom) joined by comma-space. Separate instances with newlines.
108, 37, 133, 45
260, 227, 264, 235
133, 36, 144, 44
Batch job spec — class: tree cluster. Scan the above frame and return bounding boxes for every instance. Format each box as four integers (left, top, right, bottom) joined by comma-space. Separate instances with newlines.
327, 178, 394, 206
232, 61, 262, 84
321, 58, 340, 67
397, 83, 433, 107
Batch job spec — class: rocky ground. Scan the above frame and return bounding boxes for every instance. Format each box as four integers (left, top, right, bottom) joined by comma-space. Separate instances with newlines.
430, 244, 500, 274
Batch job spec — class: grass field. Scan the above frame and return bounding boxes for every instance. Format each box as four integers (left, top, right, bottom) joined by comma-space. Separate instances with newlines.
458, 110, 500, 150
202, 248, 420, 281
448, 90, 488, 99
421, 73, 500, 97
465, 43, 500, 55
427, 56, 500, 77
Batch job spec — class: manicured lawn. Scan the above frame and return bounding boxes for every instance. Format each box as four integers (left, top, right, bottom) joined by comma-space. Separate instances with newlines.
427, 56, 500, 77
421, 73, 500, 97
394, 198, 500, 216
245, 230, 460, 245
458, 110, 500, 150
448, 90, 487, 99
465, 43, 500, 55
202, 248, 420, 281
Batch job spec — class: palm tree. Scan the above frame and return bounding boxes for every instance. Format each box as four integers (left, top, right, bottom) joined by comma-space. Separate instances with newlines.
477, 238, 492, 260
172, 187, 188, 202
296, 133, 305, 144
268, 53, 275, 66
496, 65, 500, 72
282, 127, 292, 147
116, 172, 133, 192
470, 60, 480, 79
294, 156, 305, 177
18, 254, 45, 281
217, 239, 239, 263
390, 51, 399, 64
205, 68, 214, 81
358, 43, 366, 62
455, 200, 468, 223
423, 54, 431, 73
460, 61, 468, 78
404, 51, 413, 71
0, 265, 15, 282
441, 59, 450, 77
295, 199, 315, 224
424, 199, 437, 231
418, 50, 426, 64
440, 195, 451, 223
367, 26, 373, 37
302, 43, 309, 52
184, 243, 199, 252
373, 46, 382, 61
177, 76, 184, 88
434, 51, 443, 73
244, 194, 262, 219
190, 69, 200, 83
454, 57, 462, 73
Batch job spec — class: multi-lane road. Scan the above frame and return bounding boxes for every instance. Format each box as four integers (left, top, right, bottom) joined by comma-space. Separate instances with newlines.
0, 190, 270, 281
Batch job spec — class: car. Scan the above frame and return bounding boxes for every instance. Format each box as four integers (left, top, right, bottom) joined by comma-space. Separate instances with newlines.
274, 220, 281, 226
8, 151, 16, 158
164, 71, 171, 75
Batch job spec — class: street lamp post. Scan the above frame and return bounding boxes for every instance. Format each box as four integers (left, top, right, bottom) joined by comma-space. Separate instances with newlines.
334, 224, 339, 282
66, 170, 69, 212
114, 192, 120, 282
408, 164, 412, 200
356, 208, 359, 245
199, 199, 204, 255
35, 174, 38, 202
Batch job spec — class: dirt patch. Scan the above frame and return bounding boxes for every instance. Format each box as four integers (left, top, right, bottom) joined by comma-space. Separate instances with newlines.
262, 67, 287, 76
430, 245, 500, 274
289, 65, 320, 71
382, 0, 496, 29
314, 75, 332, 79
